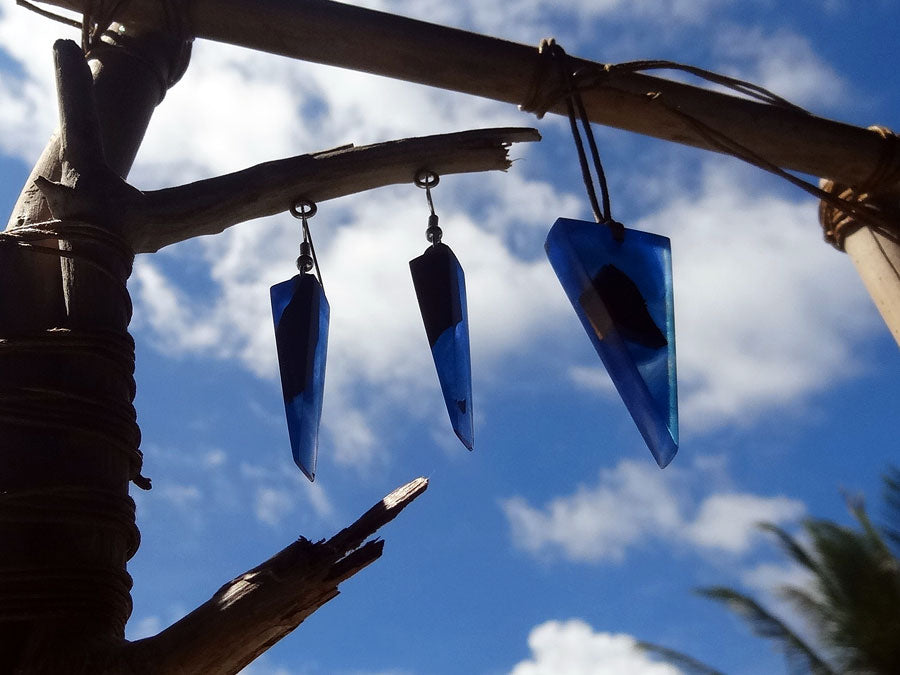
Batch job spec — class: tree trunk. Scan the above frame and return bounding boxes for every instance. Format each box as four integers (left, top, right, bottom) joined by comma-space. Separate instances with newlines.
0, 27, 187, 673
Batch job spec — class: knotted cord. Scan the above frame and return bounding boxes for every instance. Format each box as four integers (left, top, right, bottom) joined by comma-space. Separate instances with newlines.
541, 40, 624, 241
819, 125, 900, 250
522, 39, 900, 247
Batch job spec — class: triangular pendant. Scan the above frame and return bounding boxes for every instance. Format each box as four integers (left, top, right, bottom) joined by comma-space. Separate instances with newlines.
270, 273, 329, 481
545, 218, 678, 467
410, 242, 474, 450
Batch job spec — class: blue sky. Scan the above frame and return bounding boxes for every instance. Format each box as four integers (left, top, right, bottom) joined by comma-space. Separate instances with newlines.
2, 1, 899, 673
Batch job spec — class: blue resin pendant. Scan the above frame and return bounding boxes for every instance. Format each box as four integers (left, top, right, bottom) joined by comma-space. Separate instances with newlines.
270, 273, 329, 480
410, 242, 474, 450
545, 218, 678, 467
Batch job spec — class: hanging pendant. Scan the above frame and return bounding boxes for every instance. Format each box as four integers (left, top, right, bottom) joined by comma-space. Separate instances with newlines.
409, 170, 474, 450
410, 242, 474, 450
271, 272, 329, 481
271, 199, 328, 481
545, 217, 678, 467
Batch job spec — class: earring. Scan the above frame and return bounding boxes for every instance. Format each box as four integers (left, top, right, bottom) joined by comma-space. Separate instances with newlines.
270, 200, 329, 481
409, 171, 474, 451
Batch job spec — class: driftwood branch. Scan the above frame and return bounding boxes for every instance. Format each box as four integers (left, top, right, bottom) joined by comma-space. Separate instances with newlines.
130, 126, 540, 253
31, 42, 540, 254
121, 477, 428, 675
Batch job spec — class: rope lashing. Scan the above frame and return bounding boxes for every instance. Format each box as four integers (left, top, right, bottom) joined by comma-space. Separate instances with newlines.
0, 220, 145, 629
0, 221, 149, 489
819, 126, 900, 250
523, 40, 900, 247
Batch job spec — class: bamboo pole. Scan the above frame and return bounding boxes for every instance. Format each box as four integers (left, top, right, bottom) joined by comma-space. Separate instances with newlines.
844, 228, 900, 345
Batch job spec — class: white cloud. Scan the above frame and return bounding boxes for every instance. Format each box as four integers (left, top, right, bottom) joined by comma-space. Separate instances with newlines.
503, 460, 683, 563
502, 458, 805, 563
685, 494, 806, 554
631, 161, 873, 431
0, 5, 67, 161
136, 443, 334, 530
255, 487, 295, 527
740, 553, 819, 643
714, 27, 847, 108
741, 560, 811, 597
510, 619, 682, 675
126, 614, 162, 641
159, 483, 202, 509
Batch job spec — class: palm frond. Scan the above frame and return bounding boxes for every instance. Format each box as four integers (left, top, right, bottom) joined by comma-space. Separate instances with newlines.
635, 641, 726, 675
883, 467, 900, 553
696, 586, 837, 675
759, 522, 819, 574
845, 492, 895, 562
798, 513, 900, 674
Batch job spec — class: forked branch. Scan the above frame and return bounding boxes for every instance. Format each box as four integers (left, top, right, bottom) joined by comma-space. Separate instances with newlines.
120, 477, 429, 675
31, 42, 540, 254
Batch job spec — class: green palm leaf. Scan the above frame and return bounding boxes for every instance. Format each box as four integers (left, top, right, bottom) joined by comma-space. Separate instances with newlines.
636, 641, 726, 675
642, 470, 900, 675
883, 467, 900, 554
758, 522, 819, 575
696, 586, 836, 675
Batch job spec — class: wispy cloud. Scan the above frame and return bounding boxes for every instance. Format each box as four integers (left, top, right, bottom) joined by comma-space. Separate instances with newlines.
571, 160, 876, 432
501, 458, 805, 563
510, 619, 682, 675
137, 442, 334, 530
713, 27, 848, 108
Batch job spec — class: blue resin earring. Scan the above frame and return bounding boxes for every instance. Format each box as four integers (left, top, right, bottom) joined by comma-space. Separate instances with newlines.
542, 41, 678, 467
409, 171, 474, 450
270, 200, 329, 481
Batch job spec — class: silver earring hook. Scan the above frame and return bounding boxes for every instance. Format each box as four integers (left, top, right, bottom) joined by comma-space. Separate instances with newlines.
414, 170, 442, 245
289, 199, 324, 290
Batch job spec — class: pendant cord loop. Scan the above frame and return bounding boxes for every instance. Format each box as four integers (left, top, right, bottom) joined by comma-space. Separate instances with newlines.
544, 40, 624, 242
290, 199, 324, 292
415, 170, 443, 245
525, 39, 899, 244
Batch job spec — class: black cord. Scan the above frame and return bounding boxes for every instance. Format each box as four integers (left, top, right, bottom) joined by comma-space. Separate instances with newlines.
548, 42, 624, 241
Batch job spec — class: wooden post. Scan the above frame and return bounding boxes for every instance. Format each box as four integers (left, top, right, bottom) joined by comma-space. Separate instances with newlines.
844, 227, 900, 345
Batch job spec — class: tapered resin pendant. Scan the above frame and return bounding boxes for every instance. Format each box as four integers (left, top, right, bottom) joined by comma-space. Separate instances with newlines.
545, 218, 678, 467
410, 242, 474, 450
270, 273, 329, 480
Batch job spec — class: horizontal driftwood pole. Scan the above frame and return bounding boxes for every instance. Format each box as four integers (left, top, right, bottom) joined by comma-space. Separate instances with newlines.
34, 125, 541, 254
129, 127, 540, 253
34, 0, 900, 189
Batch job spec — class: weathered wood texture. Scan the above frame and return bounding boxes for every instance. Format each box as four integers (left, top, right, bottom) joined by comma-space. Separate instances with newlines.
0, 34, 172, 673
35, 0, 900, 189
116, 127, 540, 253
122, 478, 428, 675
